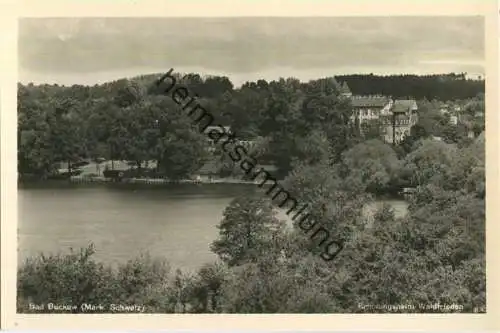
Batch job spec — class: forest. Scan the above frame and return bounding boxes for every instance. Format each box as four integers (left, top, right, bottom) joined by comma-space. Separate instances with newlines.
336, 73, 484, 100
17, 72, 486, 313
18, 72, 485, 181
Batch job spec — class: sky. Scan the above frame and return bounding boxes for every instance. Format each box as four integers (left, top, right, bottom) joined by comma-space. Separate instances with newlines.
18, 17, 485, 87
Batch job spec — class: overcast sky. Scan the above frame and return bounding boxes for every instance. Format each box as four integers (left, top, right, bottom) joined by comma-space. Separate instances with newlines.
18, 17, 485, 87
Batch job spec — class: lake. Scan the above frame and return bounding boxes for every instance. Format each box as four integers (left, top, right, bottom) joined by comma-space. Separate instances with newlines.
18, 183, 408, 271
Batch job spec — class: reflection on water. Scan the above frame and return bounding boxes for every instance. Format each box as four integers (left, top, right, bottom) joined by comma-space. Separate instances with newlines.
18, 183, 408, 271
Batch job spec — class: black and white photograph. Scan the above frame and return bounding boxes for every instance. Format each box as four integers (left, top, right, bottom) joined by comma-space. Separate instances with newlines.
15, 15, 487, 315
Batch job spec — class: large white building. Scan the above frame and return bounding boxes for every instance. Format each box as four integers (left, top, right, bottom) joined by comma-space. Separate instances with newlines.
345, 89, 418, 144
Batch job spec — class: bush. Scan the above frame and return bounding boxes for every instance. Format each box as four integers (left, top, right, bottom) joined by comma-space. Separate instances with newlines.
82, 173, 99, 178
17, 245, 200, 313
47, 169, 83, 180
71, 160, 90, 168
112, 254, 179, 312
17, 244, 114, 313
124, 167, 165, 179
103, 169, 125, 179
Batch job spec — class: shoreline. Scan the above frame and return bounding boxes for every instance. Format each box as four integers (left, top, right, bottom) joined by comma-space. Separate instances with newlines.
76, 176, 260, 185
18, 176, 408, 201
18, 175, 263, 186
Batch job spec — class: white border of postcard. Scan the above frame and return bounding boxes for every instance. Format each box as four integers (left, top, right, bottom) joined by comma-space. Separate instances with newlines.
1, 0, 499, 330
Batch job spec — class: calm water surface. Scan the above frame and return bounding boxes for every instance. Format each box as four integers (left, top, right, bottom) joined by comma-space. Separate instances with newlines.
18, 183, 408, 271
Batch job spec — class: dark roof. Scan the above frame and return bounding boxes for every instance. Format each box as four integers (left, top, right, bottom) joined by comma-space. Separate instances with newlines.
392, 100, 418, 113
351, 96, 390, 108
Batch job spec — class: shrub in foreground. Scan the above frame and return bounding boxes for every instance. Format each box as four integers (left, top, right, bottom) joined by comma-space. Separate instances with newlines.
17, 244, 183, 313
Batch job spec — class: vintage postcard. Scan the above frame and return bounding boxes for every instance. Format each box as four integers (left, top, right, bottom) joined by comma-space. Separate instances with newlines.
1, 0, 498, 330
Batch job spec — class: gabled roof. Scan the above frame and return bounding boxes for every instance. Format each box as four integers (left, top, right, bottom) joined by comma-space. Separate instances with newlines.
351, 96, 390, 108
392, 99, 418, 113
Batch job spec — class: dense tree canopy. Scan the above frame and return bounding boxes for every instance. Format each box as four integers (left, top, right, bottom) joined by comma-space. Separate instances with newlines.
341, 139, 401, 193
210, 196, 285, 267
18, 72, 484, 180
17, 71, 486, 313
337, 73, 484, 100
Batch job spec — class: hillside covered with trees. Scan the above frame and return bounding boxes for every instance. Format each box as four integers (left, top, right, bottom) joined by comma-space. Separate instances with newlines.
18, 72, 485, 181
17, 71, 486, 313
337, 73, 484, 100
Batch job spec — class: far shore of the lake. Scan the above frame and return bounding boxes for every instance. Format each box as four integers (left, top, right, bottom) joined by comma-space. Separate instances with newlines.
19, 175, 263, 186
71, 175, 260, 185
18, 175, 408, 202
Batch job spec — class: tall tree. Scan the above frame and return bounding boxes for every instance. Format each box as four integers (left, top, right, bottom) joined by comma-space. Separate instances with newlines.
211, 196, 284, 267
342, 139, 401, 194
